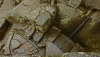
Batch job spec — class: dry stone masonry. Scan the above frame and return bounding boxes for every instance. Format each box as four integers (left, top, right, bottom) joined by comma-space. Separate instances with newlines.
0, 0, 100, 57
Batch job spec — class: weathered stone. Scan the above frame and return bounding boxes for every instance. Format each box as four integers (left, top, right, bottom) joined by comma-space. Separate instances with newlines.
18, 48, 25, 54
0, 0, 13, 17
7, 0, 40, 23
61, 52, 100, 57
34, 50, 45, 57
33, 31, 44, 42
46, 41, 63, 56
35, 12, 51, 27
20, 42, 37, 54
67, 0, 82, 8
13, 33, 27, 44
11, 39, 21, 51
57, 3, 83, 29
12, 24, 35, 39
85, 0, 100, 10
7, 0, 56, 33
57, 3, 83, 19
25, 25, 35, 38
70, 43, 84, 52
2, 32, 14, 55
54, 34, 74, 52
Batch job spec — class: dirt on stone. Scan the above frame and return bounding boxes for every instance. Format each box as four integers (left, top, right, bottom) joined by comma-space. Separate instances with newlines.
0, 0, 100, 57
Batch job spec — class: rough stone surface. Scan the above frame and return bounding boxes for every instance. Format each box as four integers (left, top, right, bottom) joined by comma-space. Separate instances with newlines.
85, 0, 100, 10
57, 3, 83, 29
33, 31, 43, 42
12, 24, 35, 39
18, 48, 25, 54
46, 41, 63, 56
67, 0, 82, 8
11, 39, 21, 51
61, 53, 100, 57
0, 0, 14, 17
25, 25, 35, 38
58, 3, 83, 18
13, 33, 27, 44
7, 0, 56, 33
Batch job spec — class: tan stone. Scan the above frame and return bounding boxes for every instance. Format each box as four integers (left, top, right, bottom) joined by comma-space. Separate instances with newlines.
85, 0, 100, 10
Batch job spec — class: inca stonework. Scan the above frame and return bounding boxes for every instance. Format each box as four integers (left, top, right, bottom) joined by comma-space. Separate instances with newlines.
0, 0, 100, 57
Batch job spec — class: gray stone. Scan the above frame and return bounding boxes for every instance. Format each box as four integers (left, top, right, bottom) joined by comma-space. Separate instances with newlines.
7, 0, 40, 23
85, 0, 100, 10
7, 0, 56, 33
35, 12, 51, 27
33, 31, 43, 42
18, 48, 25, 54
13, 33, 27, 44
11, 40, 21, 51
46, 41, 63, 56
